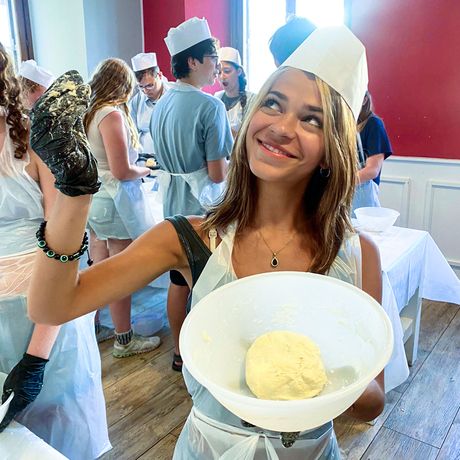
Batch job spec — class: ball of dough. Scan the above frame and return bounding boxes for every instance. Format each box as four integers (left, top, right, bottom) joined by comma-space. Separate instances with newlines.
145, 158, 157, 168
245, 331, 327, 400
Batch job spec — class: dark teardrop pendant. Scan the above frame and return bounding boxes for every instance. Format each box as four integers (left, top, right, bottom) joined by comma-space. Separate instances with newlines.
271, 255, 279, 268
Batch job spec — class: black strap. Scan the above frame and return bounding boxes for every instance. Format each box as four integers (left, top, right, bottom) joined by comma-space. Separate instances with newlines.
165, 215, 212, 287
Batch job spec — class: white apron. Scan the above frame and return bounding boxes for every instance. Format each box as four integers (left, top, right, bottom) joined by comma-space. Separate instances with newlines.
351, 180, 380, 216
155, 167, 225, 208
135, 100, 155, 154
0, 111, 110, 459
96, 170, 157, 240
0, 257, 111, 460
174, 225, 342, 459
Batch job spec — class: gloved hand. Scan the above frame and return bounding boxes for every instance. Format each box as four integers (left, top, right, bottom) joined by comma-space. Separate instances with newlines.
30, 70, 101, 196
0, 353, 48, 432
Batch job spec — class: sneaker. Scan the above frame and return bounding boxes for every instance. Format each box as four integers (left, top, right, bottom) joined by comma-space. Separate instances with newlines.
113, 334, 161, 358
96, 325, 115, 343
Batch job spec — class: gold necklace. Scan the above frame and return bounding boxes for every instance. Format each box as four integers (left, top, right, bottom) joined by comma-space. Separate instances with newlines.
257, 230, 296, 268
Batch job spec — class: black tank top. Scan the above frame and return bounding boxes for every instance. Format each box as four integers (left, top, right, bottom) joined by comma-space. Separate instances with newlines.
165, 215, 212, 289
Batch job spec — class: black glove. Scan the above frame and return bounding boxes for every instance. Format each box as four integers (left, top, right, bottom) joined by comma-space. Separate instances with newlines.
30, 70, 101, 196
0, 353, 48, 432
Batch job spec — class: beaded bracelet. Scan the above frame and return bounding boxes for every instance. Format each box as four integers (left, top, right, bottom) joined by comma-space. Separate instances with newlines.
36, 221, 89, 263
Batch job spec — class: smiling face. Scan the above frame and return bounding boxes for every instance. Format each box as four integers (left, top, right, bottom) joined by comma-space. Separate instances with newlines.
246, 68, 325, 187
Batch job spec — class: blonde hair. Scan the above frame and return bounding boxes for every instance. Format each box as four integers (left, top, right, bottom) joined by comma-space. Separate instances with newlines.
20, 76, 41, 95
0, 43, 28, 159
84, 58, 140, 149
203, 67, 358, 274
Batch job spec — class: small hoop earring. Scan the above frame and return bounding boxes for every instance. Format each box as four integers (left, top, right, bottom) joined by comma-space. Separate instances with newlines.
319, 167, 331, 178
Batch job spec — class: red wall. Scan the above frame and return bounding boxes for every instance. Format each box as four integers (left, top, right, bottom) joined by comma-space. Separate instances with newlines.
349, 0, 460, 159
142, 0, 230, 92
142, 1, 185, 81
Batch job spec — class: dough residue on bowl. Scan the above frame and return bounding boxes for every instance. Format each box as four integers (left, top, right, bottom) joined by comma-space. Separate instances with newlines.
245, 330, 327, 400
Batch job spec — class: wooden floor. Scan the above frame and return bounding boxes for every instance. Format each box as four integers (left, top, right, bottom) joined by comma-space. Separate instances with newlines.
99, 300, 460, 460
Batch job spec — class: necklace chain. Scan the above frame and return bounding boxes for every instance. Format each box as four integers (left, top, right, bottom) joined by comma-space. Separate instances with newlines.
257, 230, 296, 269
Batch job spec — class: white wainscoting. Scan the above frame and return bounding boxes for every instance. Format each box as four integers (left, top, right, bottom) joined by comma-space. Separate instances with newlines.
379, 157, 460, 278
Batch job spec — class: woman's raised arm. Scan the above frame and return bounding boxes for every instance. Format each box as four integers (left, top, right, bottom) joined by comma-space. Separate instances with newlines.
27, 70, 186, 325
28, 194, 184, 325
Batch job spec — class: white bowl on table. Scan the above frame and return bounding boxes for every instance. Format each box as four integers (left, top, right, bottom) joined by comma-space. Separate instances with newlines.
180, 272, 393, 432
0, 373, 14, 425
354, 207, 400, 233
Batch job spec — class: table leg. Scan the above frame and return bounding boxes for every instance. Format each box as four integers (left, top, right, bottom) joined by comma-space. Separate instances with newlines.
400, 288, 422, 366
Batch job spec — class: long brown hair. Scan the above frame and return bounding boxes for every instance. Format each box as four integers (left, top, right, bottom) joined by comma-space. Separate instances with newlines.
357, 90, 373, 132
203, 67, 357, 274
0, 43, 28, 159
84, 58, 139, 149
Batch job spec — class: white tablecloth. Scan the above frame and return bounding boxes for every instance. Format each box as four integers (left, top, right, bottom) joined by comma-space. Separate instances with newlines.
365, 226, 460, 392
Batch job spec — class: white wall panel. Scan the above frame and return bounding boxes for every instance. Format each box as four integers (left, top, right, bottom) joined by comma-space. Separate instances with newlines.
379, 176, 411, 227
380, 157, 460, 278
424, 180, 460, 273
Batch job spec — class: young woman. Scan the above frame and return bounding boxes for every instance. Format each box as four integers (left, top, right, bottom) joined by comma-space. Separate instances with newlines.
0, 43, 110, 459
84, 58, 161, 355
215, 47, 255, 136
28, 26, 384, 459
352, 91, 393, 211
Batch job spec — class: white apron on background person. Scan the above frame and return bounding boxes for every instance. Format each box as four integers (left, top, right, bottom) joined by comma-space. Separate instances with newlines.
351, 135, 381, 215
87, 105, 157, 240
129, 91, 156, 153
0, 112, 111, 459
214, 90, 256, 133
351, 179, 380, 216
129, 83, 169, 154
154, 167, 225, 208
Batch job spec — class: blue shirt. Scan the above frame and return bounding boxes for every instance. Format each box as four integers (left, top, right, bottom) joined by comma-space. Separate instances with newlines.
360, 114, 392, 185
150, 82, 233, 217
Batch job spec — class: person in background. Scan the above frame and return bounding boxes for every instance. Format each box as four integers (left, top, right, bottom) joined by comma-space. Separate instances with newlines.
0, 43, 110, 460
26, 25, 385, 459
352, 90, 393, 211
18, 59, 54, 110
129, 52, 168, 155
151, 17, 233, 372
269, 15, 317, 66
84, 58, 160, 355
215, 47, 255, 136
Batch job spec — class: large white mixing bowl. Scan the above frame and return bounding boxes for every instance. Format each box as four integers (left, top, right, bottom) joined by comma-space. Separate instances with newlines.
180, 272, 393, 432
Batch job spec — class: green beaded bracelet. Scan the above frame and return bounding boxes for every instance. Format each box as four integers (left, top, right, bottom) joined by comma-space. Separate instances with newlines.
36, 221, 90, 263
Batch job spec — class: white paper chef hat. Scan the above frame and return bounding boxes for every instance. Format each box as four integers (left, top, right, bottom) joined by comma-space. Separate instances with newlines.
219, 47, 241, 67
164, 17, 212, 57
282, 25, 368, 120
131, 52, 158, 71
19, 60, 54, 89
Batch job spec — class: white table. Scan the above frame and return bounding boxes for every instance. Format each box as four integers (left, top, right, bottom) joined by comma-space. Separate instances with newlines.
365, 226, 460, 392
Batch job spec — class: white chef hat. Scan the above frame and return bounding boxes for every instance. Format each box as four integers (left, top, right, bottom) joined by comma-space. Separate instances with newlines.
131, 52, 158, 71
19, 60, 54, 89
218, 47, 241, 67
164, 17, 212, 57
282, 25, 368, 120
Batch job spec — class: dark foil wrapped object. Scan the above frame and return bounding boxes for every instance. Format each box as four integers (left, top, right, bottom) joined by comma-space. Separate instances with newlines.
30, 70, 101, 196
